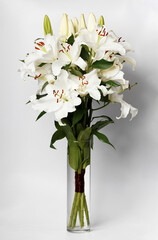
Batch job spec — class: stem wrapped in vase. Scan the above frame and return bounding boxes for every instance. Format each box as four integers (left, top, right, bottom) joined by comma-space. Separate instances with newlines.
67, 140, 91, 231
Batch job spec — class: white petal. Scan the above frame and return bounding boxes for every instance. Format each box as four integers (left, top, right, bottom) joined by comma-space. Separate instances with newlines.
120, 41, 133, 52
130, 106, 138, 120
100, 65, 120, 81
89, 89, 101, 100
118, 55, 136, 70
116, 100, 130, 119
31, 95, 61, 113
73, 57, 87, 70
94, 49, 105, 61
52, 60, 62, 76
116, 100, 138, 120
55, 105, 68, 121
99, 85, 114, 96
103, 38, 126, 55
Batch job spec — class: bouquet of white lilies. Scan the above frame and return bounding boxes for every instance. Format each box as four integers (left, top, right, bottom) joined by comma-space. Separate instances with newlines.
20, 13, 138, 230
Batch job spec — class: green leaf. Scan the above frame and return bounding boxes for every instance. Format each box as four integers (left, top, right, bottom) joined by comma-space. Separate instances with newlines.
72, 109, 85, 126
70, 68, 82, 77
26, 100, 31, 104
67, 34, 75, 45
82, 144, 90, 168
20, 59, 25, 63
50, 129, 66, 149
80, 44, 90, 61
68, 141, 81, 170
62, 63, 71, 70
36, 111, 46, 121
54, 121, 60, 130
62, 125, 76, 141
92, 115, 113, 121
92, 119, 114, 131
105, 80, 121, 87
38, 63, 47, 67
77, 127, 92, 149
41, 81, 49, 92
93, 130, 115, 149
76, 123, 84, 136
36, 93, 48, 100
92, 59, 113, 70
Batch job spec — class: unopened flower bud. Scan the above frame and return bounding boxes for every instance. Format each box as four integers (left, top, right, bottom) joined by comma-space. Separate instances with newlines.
98, 15, 105, 26
73, 17, 79, 33
68, 20, 75, 37
43, 15, 53, 36
79, 14, 87, 30
59, 13, 68, 36
87, 12, 97, 32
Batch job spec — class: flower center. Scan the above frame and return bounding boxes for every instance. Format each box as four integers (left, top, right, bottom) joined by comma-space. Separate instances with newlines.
96, 26, 108, 37
53, 89, 68, 103
34, 40, 47, 52
79, 76, 88, 86
118, 37, 125, 42
59, 44, 72, 61
96, 26, 108, 44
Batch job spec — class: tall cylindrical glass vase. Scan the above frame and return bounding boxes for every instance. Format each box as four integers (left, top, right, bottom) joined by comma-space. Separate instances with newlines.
67, 140, 91, 232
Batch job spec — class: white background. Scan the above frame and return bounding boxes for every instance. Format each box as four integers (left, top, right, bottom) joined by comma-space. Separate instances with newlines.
1, 0, 158, 239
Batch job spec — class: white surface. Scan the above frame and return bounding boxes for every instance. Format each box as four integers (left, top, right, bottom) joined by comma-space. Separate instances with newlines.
0, 0, 158, 239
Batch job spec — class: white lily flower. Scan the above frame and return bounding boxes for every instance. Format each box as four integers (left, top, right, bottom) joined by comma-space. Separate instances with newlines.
52, 42, 87, 76
99, 64, 121, 81
117, 55, 136, 70
19, 61, 35, 81
87, 13, 97, 32
59, 13, 68, 37
68, 20, 75, 37
70, 69, 102, 100
76, 26, 126, 61
30, 70, 81, 122
111, 71, 129, 90
73, 17, 79, 33
79, 14, 87, 30
99, 85, 114, 96
25, 34, 58, 67
109, 92, 138, 120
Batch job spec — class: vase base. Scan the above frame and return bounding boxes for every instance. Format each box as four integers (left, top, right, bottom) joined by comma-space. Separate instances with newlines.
67, 226, 91, 233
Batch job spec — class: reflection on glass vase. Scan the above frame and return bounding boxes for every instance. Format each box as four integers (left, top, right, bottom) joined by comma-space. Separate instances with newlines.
67, 139, 91, 232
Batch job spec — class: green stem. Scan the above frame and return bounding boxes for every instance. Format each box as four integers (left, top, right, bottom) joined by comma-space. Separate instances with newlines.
68, 192, 77, 228
72, 192, 81, 228
78, 196, 81, 225
92, 102, 108, 111
83, 97, 88, 128
80, 193, 84, 227
84, 193, 90, 226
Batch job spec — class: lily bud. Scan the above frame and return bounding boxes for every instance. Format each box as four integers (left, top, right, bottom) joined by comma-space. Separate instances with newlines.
59, 13, 68, 36
73, 17, 79, 33
68, 20, 75, 37
79, 14, 87, 30
43, 15, 53, 36
87, 12, 97, 32
98, 15, 105, 26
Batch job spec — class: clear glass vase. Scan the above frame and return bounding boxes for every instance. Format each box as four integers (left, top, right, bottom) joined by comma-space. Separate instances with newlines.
67, 140, 91, 232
